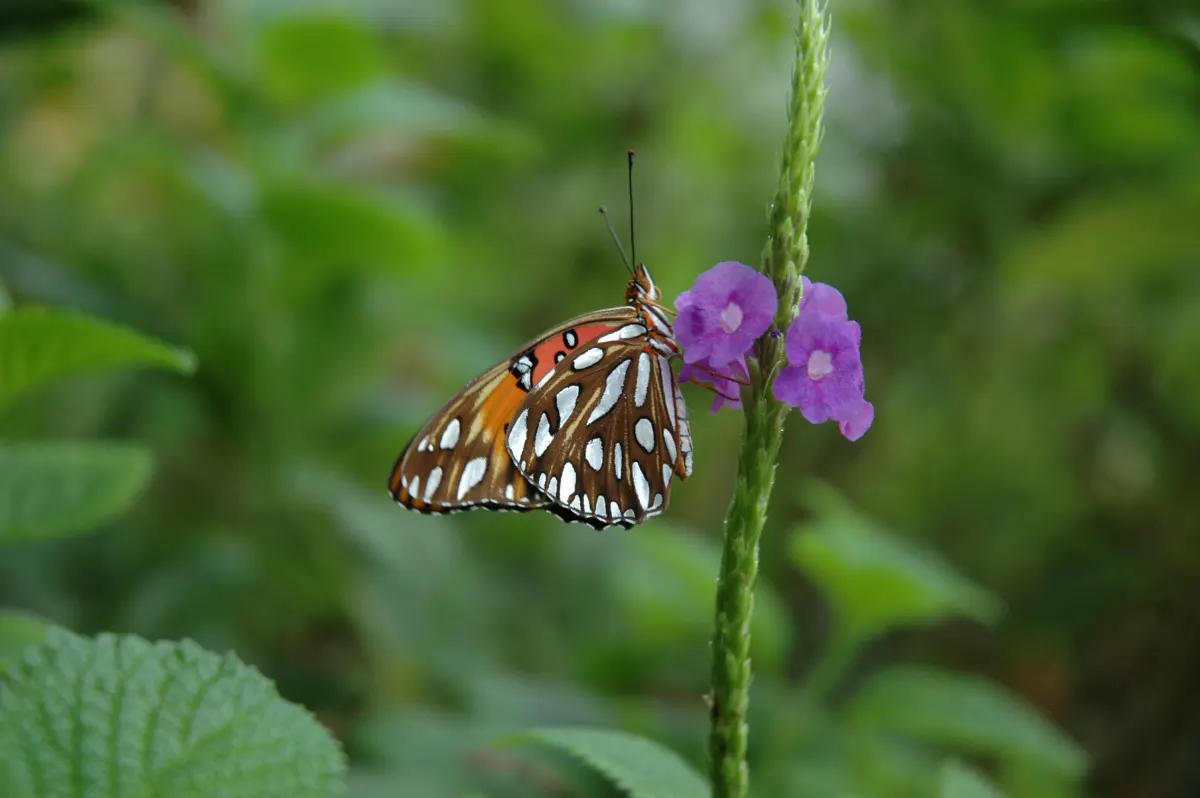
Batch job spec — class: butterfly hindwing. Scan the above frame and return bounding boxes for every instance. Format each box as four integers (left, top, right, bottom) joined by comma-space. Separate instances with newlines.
389, 309, 637, 513
389, 361, 548, 513
505, 322, 690, 530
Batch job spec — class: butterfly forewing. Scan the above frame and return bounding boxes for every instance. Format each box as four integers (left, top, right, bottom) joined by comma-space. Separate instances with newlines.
389, 309, 638, 514
505, 323, 690, 530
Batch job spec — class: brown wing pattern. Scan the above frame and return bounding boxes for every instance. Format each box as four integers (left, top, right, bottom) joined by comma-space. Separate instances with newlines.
389, 362, 550, 513
388, 309, 638, 515
505, 325, 691, 530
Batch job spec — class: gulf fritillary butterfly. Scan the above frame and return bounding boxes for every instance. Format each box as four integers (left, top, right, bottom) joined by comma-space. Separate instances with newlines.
389, 154, 692, 529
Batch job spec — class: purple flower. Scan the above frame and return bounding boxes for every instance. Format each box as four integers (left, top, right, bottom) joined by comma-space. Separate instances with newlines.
674, 262, 777, 369
774, 279, 873, 440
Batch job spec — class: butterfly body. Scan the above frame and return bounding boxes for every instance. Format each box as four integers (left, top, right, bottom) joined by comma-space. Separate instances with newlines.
389, 264, 692, 529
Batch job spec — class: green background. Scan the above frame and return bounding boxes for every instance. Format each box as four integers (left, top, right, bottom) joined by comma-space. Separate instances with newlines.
0, 1, 1196, 796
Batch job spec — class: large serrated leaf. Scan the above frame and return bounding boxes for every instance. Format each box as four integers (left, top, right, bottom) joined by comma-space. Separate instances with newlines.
939, 760, 1008, 798
508, 727, 709, 798
0, 308, 195, 413
0, 610, 50, 676
0, 442, 154, 544
846, 665, 1088, 780
0, 628, 346, 798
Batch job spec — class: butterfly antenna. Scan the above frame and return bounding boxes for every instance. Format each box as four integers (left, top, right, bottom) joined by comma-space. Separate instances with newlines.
627, 150, 637, 267
598, 205, 633, 274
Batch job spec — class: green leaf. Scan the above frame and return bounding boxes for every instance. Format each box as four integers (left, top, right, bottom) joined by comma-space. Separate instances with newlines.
507, 727, 709, 798
846, 665, 1088, 780
0, 610, 51, 676
0, 308, 195, 413
257, 15, 388, 106
939, 760, 1008, 798
258, 175, 439, 271
296, 79, 489, 144
0, 442, 154, 544
790, 484, 1002, 639
0, 628, 346, 798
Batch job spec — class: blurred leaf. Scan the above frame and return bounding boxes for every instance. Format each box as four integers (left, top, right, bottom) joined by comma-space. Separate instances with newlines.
0, 442, 154, 544
0, 308, 196, 413
297, 79, 489, 144
940, 760, 1008, 798
258, 175, 438, 271
790, 485, 1002, 639
0, 628, 346, 798
103, 0, 249, 103
507, 727, 709, 798
847, 665, 1088, 780
616, 526, 790, 671
0, 610, 50, 676
257, 15, 388, 106
1003, 188, 1200, 294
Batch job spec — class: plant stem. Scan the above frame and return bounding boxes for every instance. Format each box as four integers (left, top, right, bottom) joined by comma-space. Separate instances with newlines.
707, 2, 829, 796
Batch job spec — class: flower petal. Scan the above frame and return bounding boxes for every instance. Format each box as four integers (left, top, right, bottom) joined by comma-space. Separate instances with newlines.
800, 276, 848, 321
838, 400, 874, 441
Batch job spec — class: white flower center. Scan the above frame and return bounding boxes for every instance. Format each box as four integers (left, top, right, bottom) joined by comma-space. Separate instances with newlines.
807, 349, 833, 380
718, 301, 743, 334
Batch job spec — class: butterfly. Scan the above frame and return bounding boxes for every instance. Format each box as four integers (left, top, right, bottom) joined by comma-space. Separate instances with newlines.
388, 258, 693, 529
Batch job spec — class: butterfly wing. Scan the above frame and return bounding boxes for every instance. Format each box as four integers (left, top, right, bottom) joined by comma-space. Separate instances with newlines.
505, 322, 691, 530
389, 309, 638, 514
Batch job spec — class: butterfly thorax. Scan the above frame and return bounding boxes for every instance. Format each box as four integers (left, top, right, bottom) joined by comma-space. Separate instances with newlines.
626, 264, 680, 359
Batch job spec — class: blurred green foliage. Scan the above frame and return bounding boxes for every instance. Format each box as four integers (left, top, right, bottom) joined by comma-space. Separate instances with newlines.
0, 0, 1196, 796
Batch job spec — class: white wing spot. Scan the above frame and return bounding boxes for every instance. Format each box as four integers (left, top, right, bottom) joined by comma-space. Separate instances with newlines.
610, 500, 622, 520
614, 442, 624, 480
596, 496, 607, 518
564, 329, 578, 347
663, 429, 677, 462
556, 384, 580, 425
662, 463, 673, 489
534, 413, 553, 457
651, 493, 663, 510
635, 417, 655, 453
586, 359, 632, 424
418, 436, 430, 452
409, 475, 420, 499
439, 418, 460, 450
548, 476, 558, 497
504, 484, 515, 501
581, 494, 591, 514
631, 461, 651, 510
573, 347, 604, 369
624, 509, 636, 520
560, 462, 577, 502
457, 457, 487, 499
508, 409, 529, 457
424, 467, 442, 501
659, 356, 676, 426
634, 352, 651, 407
538, 472, 547, 489
598, 324, 647, 342
585, 437, 604, 471
570, 495, 582, 512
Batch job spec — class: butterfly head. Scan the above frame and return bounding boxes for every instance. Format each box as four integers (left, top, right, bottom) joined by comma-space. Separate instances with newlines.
626, 263, 661, 305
